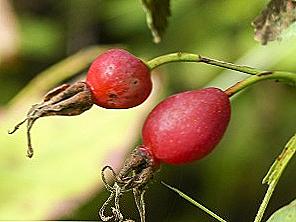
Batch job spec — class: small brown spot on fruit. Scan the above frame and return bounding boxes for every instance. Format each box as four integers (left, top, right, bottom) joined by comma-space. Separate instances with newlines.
108, 93, 118, 99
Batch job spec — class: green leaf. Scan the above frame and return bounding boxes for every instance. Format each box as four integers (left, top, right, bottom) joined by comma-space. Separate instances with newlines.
141, 0, 171, 43
266, 199, 296, 222
252, 0, 296, 45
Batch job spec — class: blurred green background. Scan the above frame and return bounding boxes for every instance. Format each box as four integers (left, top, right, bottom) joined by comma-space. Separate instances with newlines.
0, 0, 295, 221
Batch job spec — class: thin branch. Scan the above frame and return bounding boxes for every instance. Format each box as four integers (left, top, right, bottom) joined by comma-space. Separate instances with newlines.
162, 182, 228, 222
147, 52, 296, 97
254, 134, 296, 222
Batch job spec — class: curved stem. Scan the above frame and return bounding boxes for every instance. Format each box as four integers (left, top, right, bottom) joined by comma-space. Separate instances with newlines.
225, 71, 296, 97
147, 52, 296, 97
147, 52, 261, 75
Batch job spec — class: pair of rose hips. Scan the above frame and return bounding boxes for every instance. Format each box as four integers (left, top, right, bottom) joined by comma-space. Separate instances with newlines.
12, 48, 231, 166
86, 49, 231, 165
12, 48, 231, 183
87, 49, 230, 221
12, 48, 231, 221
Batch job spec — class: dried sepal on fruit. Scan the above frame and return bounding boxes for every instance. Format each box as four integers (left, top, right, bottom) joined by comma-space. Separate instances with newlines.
100, 146, 159, 222
10, 49, 152, 158
9, 81, 93, 158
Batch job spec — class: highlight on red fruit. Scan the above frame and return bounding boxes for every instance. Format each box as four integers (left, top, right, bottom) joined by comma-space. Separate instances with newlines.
142, 87, 231, 164
86, 48, 152, 109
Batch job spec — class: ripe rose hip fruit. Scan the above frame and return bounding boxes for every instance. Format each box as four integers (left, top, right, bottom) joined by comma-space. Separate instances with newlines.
114, 87, 231, 188
102, 87, 231, 221
86, 49, 152, 108
142, 87, 231, 164
10, 48, 152, 158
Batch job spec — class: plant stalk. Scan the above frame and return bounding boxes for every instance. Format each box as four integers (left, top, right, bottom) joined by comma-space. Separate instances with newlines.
225, 71, 296, 97
253, 134, 296, 222
162, 182, 228, 222
147, 52, 296, 97
147, 52, 259, 75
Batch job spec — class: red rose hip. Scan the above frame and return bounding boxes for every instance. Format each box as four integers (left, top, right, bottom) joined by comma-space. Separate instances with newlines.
86, 49, 152, 108
142, 87, 231, 164
115, 87, 231, 186
11, 49, 152, 158
102, 87, 231, 221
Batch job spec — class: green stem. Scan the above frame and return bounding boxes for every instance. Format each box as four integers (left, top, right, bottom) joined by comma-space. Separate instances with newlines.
254, 182, 277, 222
147, 53, 296, 97
225, 71, 296, 97
162, 182, 228, 222
147, 53, 260, 74
253, 134, 296, 222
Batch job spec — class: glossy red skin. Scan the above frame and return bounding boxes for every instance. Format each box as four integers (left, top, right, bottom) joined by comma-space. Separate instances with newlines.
86, 49, 152, 108
142, 88, 231, 165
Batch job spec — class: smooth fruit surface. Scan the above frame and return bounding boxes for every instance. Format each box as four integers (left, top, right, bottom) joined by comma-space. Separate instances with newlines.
142, 88, 231, 164
86, 49, 152, 108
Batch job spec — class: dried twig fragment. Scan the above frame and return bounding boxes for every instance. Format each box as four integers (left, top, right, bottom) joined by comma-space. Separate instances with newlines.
252, 0, 296, 44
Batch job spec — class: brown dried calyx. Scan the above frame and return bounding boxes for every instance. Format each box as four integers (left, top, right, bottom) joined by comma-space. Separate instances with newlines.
100, 146, 159, 222
9, 81, 93, 158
